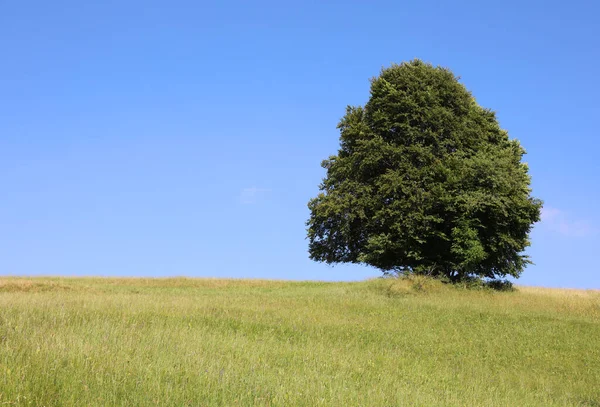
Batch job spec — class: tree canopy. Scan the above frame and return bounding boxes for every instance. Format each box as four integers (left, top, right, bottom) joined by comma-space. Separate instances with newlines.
307, 60, 542, 281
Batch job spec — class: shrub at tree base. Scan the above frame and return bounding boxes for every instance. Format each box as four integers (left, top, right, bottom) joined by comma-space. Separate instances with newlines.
307, 60, 542, 281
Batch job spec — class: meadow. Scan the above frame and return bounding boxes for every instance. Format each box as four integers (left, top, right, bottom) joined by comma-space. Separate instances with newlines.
0, 276, 598, 406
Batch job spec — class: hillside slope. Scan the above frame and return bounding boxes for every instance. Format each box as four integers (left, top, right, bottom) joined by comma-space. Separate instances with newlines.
0, 277, 598, 406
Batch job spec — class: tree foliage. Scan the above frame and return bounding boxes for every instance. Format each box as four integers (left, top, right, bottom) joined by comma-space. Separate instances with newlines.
307, 60, 542, 281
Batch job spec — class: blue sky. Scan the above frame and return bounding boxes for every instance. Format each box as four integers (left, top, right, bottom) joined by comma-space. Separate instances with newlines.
1, 0, 598, 288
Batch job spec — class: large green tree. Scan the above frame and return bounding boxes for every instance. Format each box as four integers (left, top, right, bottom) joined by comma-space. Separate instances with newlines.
307, 60, 542, 281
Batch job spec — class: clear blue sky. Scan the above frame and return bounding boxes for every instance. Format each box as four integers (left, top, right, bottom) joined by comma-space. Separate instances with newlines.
1, 1, 598, 288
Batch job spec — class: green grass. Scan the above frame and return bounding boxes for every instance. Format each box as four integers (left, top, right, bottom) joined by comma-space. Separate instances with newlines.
0, 276, 599, 406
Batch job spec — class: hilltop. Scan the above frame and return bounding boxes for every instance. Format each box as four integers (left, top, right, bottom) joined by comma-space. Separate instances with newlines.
1, 277, 598, 406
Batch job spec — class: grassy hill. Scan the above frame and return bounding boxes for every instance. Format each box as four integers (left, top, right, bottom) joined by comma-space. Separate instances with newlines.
0, 276, 598, 406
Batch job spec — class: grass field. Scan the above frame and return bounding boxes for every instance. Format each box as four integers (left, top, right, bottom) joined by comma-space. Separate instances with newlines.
0, 276, 598, 406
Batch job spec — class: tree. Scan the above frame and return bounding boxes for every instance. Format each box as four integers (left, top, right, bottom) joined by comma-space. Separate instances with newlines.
307, 60, 542, 281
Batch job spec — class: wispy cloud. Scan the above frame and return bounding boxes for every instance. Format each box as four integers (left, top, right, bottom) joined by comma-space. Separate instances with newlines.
540, 206, 596, 237
240, 187, 271, 204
